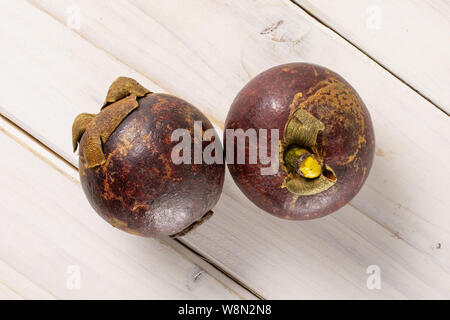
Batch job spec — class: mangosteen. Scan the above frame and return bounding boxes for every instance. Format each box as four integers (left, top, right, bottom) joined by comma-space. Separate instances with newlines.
225, 63, 375, 220
72, 77, 224, 237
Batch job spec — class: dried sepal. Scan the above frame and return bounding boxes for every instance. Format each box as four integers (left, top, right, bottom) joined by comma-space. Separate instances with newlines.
72, 113, 96, 152
283, 108, 325, 147
282, 165, 336, 195
102, 77, 150, 109
76, 94, 140, 168
73, 77, 151, 168
281, 105, 337, 196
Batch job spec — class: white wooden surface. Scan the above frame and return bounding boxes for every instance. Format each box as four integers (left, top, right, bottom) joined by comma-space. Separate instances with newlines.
0, 0, 449, 299
293, 0, 450, 113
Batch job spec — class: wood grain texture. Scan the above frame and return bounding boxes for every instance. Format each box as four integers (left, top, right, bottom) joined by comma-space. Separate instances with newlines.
293, 0, 450, 113
0, 0, 448, 298
0, 116, 250, 299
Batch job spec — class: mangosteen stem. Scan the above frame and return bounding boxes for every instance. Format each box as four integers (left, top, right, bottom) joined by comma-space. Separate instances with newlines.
284, 147, 322, 179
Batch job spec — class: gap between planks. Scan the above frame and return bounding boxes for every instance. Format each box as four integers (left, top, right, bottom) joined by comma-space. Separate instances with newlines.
288, 0, 449, 117
0, 113, 259, 300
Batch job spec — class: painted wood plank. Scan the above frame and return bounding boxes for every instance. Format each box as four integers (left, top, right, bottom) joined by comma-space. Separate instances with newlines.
0, 0, 448, 298
292, 0, 450, 113
0, 116, 249, 299
0, 259, 56, 299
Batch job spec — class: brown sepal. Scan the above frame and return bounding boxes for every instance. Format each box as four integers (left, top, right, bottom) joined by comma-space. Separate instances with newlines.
72, 113, 96, 152
102, 77, 150, 109
283, 107, 324, 147
74, 94, 140, 168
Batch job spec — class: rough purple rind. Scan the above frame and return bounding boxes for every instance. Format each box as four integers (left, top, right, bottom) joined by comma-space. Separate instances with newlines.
79, 93, 225, 237
225, 63, 375, 220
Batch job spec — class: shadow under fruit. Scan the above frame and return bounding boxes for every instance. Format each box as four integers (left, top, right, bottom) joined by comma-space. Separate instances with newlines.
225, 63, 375, 220
72, 77, 224, 237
